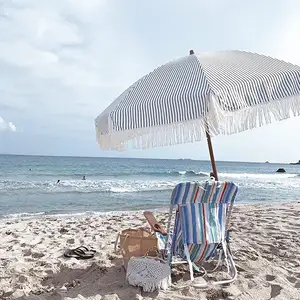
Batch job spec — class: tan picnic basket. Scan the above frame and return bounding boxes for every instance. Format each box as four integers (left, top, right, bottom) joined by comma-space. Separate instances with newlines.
114, 228, 158, 262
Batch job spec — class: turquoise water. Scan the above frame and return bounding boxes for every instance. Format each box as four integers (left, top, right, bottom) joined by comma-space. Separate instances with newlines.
1, 154, 300, 217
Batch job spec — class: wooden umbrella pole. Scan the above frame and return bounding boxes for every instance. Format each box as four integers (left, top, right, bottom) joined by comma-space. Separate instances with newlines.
205, 127, 219, 181
190, 49, 219, 181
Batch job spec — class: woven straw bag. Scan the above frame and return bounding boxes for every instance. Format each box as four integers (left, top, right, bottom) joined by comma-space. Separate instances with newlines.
114, 228, 158, 261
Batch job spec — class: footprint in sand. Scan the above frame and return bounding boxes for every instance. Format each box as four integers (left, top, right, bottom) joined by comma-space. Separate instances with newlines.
270, 284, 282, 299
266, 274, 275, 281
31, 252, 45, 259
244, 273, 255, 279
23, 249, 32, 256
286, 276, 297, 283
67, 238, 75, 244
247, 279, 257, 289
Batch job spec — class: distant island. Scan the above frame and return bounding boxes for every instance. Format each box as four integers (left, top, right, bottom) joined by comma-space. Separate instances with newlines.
289, 160, 300, 165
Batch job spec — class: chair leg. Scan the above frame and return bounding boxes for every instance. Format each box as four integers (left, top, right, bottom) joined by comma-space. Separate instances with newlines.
221, 241, 230, 274
208, 249, 223, 273
211, 246, 237, 286
228, 250, 237, 280
194, 244, 237, 287
184, 244, 194, 281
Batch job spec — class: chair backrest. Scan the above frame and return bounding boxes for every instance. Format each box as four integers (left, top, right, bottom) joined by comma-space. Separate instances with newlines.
170, 181, 238, 205
170, 181, 238, 260
178, 202, 227, 244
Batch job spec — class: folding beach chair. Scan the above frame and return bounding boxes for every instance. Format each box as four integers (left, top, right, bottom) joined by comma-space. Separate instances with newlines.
144, 180, 238, 286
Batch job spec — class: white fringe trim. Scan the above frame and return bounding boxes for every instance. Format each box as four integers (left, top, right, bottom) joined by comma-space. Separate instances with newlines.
126, 257, 172, 292
95, 94, 300, 151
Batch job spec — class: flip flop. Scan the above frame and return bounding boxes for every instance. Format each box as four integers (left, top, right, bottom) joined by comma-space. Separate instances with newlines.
64, 246, 96, 259
73, 248, 95, 259
64, 248, 81, 259
75, 246, 96, 253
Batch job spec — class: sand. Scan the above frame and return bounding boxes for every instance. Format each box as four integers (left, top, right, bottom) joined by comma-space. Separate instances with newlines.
1, 202, 300, 300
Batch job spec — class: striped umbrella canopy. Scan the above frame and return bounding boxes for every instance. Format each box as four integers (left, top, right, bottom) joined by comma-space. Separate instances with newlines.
95, 50, 300, 180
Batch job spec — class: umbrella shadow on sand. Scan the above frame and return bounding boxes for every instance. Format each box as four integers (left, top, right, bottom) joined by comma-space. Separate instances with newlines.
21, 261, 159, 300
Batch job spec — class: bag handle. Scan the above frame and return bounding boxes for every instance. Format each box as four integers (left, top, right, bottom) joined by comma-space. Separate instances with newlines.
122, 227, 153, 236
114, 233, 129, 254
114, 233, 120, 253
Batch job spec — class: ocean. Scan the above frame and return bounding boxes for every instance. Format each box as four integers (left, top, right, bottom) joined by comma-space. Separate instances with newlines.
1, 154, 300, 218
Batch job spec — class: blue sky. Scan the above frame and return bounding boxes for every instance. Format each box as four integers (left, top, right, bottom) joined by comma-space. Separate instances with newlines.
0, 0, 300, 163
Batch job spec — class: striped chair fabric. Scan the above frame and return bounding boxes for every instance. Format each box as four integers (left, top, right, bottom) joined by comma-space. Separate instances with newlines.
170, 181, 238, 262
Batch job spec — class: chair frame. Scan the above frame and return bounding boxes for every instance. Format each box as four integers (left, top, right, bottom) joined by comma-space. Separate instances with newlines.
144, 180, 238, 286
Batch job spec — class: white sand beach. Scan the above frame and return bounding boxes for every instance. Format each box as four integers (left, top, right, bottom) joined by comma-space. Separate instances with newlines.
1, 202, 300, 300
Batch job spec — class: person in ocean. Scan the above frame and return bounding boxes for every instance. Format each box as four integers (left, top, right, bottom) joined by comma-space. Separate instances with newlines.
57, 179, 60, 184
82, 176, 86, 180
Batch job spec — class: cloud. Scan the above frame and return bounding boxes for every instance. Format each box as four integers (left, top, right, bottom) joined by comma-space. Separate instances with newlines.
0, 117, 16, 133
0, 0, 300, 160
0, 0, 150, 89
0, 0, 156, 156
0, 0, 152, 117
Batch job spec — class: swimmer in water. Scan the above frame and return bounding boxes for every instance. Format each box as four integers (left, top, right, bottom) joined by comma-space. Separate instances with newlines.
57, 179, 60, 184
82, 176, 86, 180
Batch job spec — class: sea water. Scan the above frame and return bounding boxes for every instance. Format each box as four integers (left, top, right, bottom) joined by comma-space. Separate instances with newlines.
1, 154, 300, 217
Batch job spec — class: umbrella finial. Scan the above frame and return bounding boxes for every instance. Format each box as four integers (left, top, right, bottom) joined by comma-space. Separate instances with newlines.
189, 49, 194, 55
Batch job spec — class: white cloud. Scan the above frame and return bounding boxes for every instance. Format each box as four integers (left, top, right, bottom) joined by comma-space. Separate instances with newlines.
0, 117, 17, 133
0, 0, 149, 91
0, 0, 156, 157
0, 40, 58, 67
0, 0, 300, 159
0, 0, 151, 123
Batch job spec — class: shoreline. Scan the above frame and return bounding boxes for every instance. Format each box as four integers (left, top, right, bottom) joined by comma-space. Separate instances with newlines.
1, 199, 300, 221
1, 201, 300, 299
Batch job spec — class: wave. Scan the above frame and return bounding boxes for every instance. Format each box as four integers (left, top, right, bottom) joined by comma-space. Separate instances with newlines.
1, 172, 300, 195
170, 170, 208, 177
0, 170, 209, 178
0, 179, 177, 194
4, 170, 298, 179
0, 207, 170, 219
1, 212, 46, 219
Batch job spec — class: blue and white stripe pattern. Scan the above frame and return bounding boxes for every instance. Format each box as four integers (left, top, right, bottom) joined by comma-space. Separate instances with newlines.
170, 181, 238, 262
95, 51, 300, 150
170, 181, 238, 205
179, 202, 227, 245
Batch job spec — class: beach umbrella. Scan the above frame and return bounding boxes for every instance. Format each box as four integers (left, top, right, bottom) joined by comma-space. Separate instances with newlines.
95, 50, 300, 180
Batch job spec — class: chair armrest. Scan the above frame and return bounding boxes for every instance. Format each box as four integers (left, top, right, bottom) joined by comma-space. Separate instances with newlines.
143, 211, 167, 236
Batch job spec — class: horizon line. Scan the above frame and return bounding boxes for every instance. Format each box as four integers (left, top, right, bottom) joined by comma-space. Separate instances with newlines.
0, 153, 293, 165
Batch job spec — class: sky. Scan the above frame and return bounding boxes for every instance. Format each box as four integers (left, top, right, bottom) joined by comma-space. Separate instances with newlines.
0, 0, 300, 163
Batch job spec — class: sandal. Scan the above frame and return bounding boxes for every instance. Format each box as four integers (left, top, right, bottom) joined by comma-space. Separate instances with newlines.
64, 246, 96, 259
